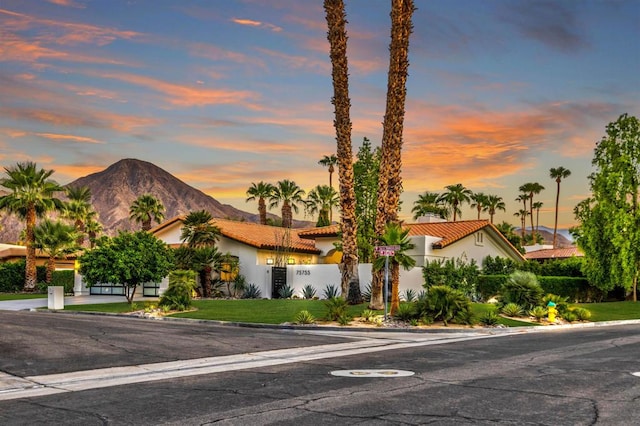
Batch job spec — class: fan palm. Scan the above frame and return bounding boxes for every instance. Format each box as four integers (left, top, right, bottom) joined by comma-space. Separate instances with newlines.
34, 219, 78, 284
411, 191, 447, 220
549, 167, 571, 248
0, 162, 64, 291
438, 184, 472, 222
269, 180, 305, 228
532, 201, 544, 234
246, 181, 275, 225
84, 218, 103, 249
519, 182, 545, 236
63, 185, 95, 246
485, 194, 506, 224
318, 154, 338, 188
180, 210, 220, 248
470, 192, 488, 220
306, 185, 339, 227
129, 194, 164, 231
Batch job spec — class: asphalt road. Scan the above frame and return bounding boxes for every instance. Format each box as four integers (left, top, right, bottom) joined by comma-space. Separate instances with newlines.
1, 311, 640, 425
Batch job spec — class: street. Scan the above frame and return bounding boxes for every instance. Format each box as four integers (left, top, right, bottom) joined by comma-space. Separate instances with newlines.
1, 310, 640, 425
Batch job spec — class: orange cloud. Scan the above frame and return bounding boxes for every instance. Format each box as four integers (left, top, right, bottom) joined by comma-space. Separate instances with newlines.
35, 132, 102, 144
255, 47, 329, 74
46, 0, 86, 8
231, 18, 282, 32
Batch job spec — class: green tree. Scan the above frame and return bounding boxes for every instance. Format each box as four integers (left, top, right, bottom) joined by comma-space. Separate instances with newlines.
575, 114, 640, 300
519, 182, 545, 236
78, 231, 173, 304
495, 221, 523, 252
64, 185, 95, 247
318, 154, 338, 189
246, 181, 275, 225
485, 194, 506, 224
353, 137, 380, 263
0, 162, 64, 291
84, 218, 103, 249
34, 219, 78, 285
129, 194, 165, 231
306, 185, 339, 227
411, 191, 447, 220
179, 210, 221, 297
438, 183, 472, 222
549, 166, 571, 248
269, 180, 305, 228
470, 192, 488, 220
373, 222, 416, 316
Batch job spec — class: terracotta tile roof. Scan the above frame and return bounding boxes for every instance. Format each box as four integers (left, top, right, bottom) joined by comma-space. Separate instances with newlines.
297, 224, 340, 239
405, 220, 491, 248
524, 246, 583, 260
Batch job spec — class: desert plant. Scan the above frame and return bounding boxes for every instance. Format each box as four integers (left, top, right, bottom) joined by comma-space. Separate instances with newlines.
278, 284, 294, 299
241, 283, 262, 299
543, 293, 569, 315
324, 297, 348, 321
403, 288, 417, 302
500, 271, 544, 310
302, 284, 317, 299
501, 303, 524, 317
563, 310, 578, 323
232, 274, 247, 298
294, 310, 316, 325
419, 285, 471, 326
159, 283, 192, 311
361, 309, 376, 322
409, 318, 419, 326
529, 306, 547, 322
571, 307, 592, 321
454, 309, 476, 326
394, 302, 417, 322
323, 284, 340, 299
361, 283, 372, 302
479, 310, 501, 326
337, 313, 353, 326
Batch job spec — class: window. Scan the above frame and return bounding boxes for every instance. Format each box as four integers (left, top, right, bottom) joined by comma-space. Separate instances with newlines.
475, 232, 484, 246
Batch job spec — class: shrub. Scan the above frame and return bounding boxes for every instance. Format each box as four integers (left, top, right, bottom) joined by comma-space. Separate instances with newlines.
529, 306, 547, 322
563, 311, 578, 323
453, 309, 476, 326
337, 313, 352, 326
242, 283, 262, 299
571, 307, 592, 321
0, 261, 27, 293
361, 283, 371, 302
302, 284, 316, 299
360, 309, 376, 322
394, 302, 417, 322
477, 275, 508, 301
482, 255, 519, 275
543, 294, 569, 315
232, 274, 247, 298
158, 270, 196, 311
422, 257, 479, 299
403, 288, 417, 302
294, 310, 316, 325
501, 303, 523, 317
324, 297, 348, 321
278, 284, 294, 299
323, 284, 340, 299
417, 285, 471, 326
538, 277, 594, 302
500, 271, 543, 310
479, 310, 501, 326
36, 270, 75, 294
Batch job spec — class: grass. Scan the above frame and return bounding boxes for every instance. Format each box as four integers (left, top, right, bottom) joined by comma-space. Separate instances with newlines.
63, 302, 134, 313
0, 293, 47, 301
575, 301, 640, 322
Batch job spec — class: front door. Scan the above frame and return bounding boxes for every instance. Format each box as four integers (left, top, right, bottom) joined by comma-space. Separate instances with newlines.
271, 266, 287, 299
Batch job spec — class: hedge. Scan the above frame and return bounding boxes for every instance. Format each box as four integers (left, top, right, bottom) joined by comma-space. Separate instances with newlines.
478, 274, 604, 303
0, 261, 75, 294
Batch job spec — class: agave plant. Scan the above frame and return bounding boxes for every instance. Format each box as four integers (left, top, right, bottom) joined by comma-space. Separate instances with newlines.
302, 284, 317, 299
294, 310, 316, 325
529, 306, 547, 322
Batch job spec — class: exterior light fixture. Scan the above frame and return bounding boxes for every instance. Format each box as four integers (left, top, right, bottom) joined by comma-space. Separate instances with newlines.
287, 258, 296, 265
266, 258, 274, 265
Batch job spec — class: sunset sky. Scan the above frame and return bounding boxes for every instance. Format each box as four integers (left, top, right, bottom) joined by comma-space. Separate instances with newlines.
1, 0, 638, 229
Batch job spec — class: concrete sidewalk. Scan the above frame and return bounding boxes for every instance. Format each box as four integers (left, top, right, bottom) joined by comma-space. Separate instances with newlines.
0, 295, 158, 311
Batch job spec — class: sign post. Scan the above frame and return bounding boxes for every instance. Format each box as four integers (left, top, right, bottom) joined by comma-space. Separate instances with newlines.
374, 245, 400, 319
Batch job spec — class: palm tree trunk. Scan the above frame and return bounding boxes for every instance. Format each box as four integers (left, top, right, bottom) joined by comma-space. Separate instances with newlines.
258, 197, 267, 225
390, 262, 400, 316
553, 180, 560, 248
529, 197, 535, 236
25, 206, 37, 291
371, 0, 414, 310
282, 202, 292, 228
46, 257, 55, 285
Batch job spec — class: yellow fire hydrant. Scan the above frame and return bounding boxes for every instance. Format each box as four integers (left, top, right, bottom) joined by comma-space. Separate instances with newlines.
547, 301, 557, 323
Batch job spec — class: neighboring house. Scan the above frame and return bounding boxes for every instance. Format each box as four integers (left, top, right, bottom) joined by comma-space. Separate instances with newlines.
0, 243, 75, 269
524, 246, 584, 262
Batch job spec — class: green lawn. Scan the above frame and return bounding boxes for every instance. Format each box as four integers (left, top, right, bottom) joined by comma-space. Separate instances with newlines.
0, 293, 47, 301
575, 301, 640, 322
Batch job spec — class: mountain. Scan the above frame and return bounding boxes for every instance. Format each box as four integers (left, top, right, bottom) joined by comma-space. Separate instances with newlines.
516, 225, 573, 247
0, 159, 274, 242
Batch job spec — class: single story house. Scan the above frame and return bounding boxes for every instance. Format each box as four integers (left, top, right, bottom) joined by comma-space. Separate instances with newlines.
524, 246, 584, 262
0, 243, 75, 269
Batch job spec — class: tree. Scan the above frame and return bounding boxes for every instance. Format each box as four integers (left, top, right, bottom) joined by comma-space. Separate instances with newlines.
269, 180, 305, 229
306, 185, 339, 227
179, 210, 221, 297
318, 154, 338, 189
353, 137, 380, 263
514, 194, 530, 239
514, 209, 528, 241
371, 0, 415, 310
84, 218, 103, 249
372, 222, 415, 316
246, 181, 275, 225
495, 221, 523, 253
549, 166, 571, 248
519, 182, 545, 236
470, 192, 488, 220
64, 185, 95, 247
485, 194, 506, 224
324, 0, 361, 302
574, 114, 639, 300
411, 191, 447, 220
532, 201, 543, 234
0, 162, 64, 291
129, 194, 164, 231
438, 184, 472, 222
34, 219, 78, 285
78, 231, 173, 304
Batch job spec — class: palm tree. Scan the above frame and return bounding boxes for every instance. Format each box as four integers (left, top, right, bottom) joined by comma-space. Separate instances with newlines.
515, 193, 530, 237
64, 185, 94, 246
269, 180, 305, 228
549, 167, 571, 248
411, 191, 447, 220
306, 185, 339, 227
484, 194, 506, 224
246, 181, 275, 225
438, 184, 472, 222
532, 201, 544, 234
494, 221, 523, 252
519, 182, 545, 236
129, 194, 165, 231
373, 222, 415, 316
0, 162, 64, 291
470, 192, 488, 220
514, 209, 528, 240
180, 210, 221, 297
318, 154, 338, 188
370, 0, 415, 310
84, 218, 103, 249
34, 219, 78, 284
324, 0, 361, 302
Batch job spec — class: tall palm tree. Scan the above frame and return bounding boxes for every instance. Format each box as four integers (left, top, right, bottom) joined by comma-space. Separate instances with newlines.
269, 180, 305, 228
438, 184, 472, 222
318, 154, 338, 188
324, 0, 361, 301
246, 181, 275, 225
129, 194, 165, 231
519, 182, 545, 237
371, 0, 415, 310
306, 185, 339, 227
411, 191, 447, 220
470, 192, 488, 220
532, 201, 544, 234
34, 219, 78, 284
484, 194, 506, 224
549, 166, 571, 248
64, 185, 94, 246
0, 162, 64, 291
372, 222, 415, 316
515, 193, 530, 238
514, 209, 528, 240
84, 218, 103, 249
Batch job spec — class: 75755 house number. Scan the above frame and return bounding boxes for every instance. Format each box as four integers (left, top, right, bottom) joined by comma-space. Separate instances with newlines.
296, 270, 311, 276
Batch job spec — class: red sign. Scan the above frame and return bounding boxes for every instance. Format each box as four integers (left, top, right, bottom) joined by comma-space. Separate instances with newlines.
375, 245, 400, 256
